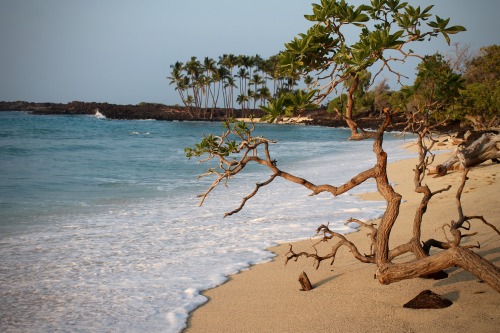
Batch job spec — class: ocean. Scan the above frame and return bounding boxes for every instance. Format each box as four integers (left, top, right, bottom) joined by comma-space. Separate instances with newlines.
0, 111, 413, 332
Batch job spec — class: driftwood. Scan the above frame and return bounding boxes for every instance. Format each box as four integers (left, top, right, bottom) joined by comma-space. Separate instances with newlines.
298, 271, 313, 291
431, 133, 500, 176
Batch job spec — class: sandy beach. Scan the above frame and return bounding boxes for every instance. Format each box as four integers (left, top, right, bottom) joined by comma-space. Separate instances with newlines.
184, 138, 500, 333
235, 116, 312, 124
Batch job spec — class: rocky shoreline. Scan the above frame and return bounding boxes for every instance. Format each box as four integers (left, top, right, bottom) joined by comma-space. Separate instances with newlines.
0, 101, 212, 121
0, 100, 466, 133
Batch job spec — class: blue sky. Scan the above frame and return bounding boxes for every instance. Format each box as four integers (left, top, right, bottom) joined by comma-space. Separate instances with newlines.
0, 0, 498, 105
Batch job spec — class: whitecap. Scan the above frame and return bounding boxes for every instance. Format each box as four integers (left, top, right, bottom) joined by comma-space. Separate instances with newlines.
94, 110, 106, 119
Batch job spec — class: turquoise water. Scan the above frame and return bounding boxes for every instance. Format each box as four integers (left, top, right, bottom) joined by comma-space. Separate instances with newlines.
1, 112, 203, 227
0, 111, 412, 332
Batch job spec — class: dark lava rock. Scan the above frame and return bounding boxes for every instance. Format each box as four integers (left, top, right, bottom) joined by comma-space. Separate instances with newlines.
403, 289, 453, 309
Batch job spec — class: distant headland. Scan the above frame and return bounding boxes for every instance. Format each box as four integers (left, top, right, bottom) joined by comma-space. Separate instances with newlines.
0, 100, 465, 132
0, 101, 216, 121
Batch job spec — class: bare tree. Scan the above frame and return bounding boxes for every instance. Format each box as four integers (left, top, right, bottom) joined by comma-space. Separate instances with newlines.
446, 42, 473, 75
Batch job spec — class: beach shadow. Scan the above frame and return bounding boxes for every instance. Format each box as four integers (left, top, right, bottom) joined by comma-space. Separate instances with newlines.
313, 274, 342, 288
436, 271, 472, 285
431, 245, 500, 287
434, 268, 482, 287
441, 290, 460, 302
476, 246, 500, 260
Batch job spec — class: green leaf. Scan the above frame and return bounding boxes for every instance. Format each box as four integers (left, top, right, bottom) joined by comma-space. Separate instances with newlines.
445, 25, 467, 34
422, 5, 434, 16
442, 32, 450, 45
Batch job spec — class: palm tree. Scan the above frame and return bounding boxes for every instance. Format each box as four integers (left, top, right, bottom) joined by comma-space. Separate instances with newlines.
237, 55, 255, 98
225, 76, 237, 118
237, 55, 252, 73
197, 74, 209, 117
254, 54, 268, 93
185, 95, 195, 118
259, 95, 287, 123
236, 93, 249, 117
247, 89, 256, 117
249, 73, 265, 93
185, 57, 204, 115
249, 73, 265, 112
285, 89, 318, 118
304, 75, 315, 90
252, 54, 264, 75
209, 67, 225, 115
168, 61, 188, 107
258, 86, 271, 107
216, 66, 230, 110
203, 57, 218, 113
264, 55, 281, 97
236, 67, 249, 109
219, 54, 238, 114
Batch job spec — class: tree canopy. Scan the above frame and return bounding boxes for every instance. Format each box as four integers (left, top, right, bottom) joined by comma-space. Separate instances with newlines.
459, 45, 500, 127
277, 0, 465, 137
168, 4, 497, 129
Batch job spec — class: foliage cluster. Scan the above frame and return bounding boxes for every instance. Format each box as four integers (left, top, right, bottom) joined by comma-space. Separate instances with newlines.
275, 0, 498, 129
169, 1, 497, 129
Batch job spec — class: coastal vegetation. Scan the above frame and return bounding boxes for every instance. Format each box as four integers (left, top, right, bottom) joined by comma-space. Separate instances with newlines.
169, 45, 498, 129
168, 54, 286, 119
186, 0, 500, 292
4, 43, 497, 128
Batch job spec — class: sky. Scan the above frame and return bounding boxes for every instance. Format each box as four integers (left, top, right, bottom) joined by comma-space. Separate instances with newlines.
0, 0, 498, 105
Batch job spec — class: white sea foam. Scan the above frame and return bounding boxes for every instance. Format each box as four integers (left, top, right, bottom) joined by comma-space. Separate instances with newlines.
94, 110, 106, 119
3, 181, 391, 332
129, 131, 151, 135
